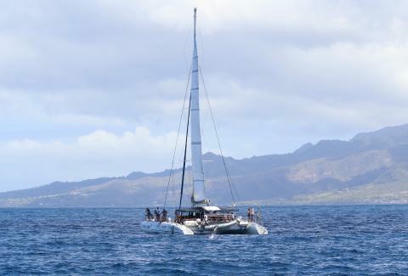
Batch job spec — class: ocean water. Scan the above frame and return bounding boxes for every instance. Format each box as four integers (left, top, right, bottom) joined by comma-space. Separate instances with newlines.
0, 205, 407, 275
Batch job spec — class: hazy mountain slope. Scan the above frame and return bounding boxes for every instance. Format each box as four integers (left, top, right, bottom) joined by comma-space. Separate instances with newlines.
292, 165, 408, 204
1, 124, 408, 207
0, 177, 120, 200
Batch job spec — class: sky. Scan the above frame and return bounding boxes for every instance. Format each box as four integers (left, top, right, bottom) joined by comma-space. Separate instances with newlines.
1, 0, 408, 192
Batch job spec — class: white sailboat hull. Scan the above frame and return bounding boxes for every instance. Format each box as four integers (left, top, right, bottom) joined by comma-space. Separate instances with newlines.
205, 220, 268, 235
140, 221, 194, 235
140, 219, 268, 235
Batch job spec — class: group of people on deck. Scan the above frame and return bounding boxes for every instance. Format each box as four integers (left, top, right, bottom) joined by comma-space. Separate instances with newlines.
146, 206, 257, 223
145, 207, 167, 222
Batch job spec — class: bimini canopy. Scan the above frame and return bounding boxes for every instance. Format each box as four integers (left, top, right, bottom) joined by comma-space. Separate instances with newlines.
202, 206, 221, 212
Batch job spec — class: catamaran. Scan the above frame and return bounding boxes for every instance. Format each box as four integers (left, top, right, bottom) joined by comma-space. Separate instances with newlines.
141, 8, 267, 235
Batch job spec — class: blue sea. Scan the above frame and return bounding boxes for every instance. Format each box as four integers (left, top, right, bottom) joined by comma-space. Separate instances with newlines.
1, 205, 407, 275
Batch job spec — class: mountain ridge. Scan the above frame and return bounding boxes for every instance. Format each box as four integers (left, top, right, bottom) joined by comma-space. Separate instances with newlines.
1, 123, 408, 207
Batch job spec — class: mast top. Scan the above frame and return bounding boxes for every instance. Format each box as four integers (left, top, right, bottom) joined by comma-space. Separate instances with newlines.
193, 8, 197, 42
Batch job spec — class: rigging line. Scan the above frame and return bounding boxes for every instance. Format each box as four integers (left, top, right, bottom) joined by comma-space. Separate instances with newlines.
163, 64, 192, 209
179, 93, 192, 209
199, 66, 239, 205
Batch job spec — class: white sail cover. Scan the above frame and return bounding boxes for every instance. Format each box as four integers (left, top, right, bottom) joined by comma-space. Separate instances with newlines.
190, 8, 206, 204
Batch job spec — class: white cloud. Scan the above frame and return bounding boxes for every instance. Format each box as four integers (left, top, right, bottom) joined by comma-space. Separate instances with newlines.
130, 0, 408, 42
0, 127, 177, 192
1, 1, 408, 191
2, 127, 176, 163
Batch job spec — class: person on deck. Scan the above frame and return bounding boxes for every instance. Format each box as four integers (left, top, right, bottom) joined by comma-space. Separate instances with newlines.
145, 208, 152, 220
161, 209, 168, 222
248, 207, 255, 222
154, 207, 160, 221
250, 208, 255, 222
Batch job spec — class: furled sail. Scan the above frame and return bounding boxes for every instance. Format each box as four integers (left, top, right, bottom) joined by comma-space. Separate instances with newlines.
190, 8, 206, 205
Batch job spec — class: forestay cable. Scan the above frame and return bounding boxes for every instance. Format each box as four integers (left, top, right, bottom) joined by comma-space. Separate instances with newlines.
163, 64, 192, 209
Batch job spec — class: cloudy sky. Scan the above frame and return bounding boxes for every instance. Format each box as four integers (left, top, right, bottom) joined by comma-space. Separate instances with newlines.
1, 0, 408, 192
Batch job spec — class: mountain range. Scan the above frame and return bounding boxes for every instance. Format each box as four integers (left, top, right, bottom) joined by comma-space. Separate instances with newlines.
1, 124, 408, 207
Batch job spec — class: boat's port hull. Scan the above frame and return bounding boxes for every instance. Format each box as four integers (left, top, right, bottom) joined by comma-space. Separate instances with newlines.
140, 221, 194, 235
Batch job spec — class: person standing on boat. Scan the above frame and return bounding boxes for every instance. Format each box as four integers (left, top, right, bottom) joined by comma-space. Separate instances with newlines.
145, 208, 152, 220
161, 209, 168, 222
154, 207, 160, 221
248, 207, 255, 222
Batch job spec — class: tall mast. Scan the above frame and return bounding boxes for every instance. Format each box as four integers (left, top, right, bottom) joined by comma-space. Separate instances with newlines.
178, 94, 191, 209
190, 8, 207, 205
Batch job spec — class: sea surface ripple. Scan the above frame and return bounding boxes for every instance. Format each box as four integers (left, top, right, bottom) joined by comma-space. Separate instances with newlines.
1, 205, 407, 275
